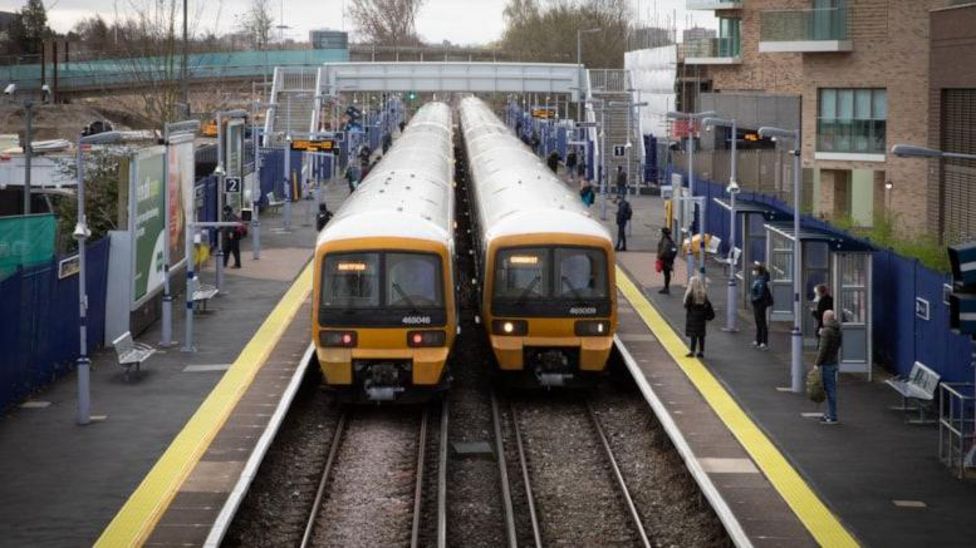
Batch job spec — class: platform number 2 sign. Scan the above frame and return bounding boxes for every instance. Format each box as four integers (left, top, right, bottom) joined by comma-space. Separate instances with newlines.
224, 177, 241, 194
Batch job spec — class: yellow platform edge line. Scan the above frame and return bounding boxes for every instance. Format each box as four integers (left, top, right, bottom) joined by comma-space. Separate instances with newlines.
95, 262, 313, 548
616, 267, 859, 548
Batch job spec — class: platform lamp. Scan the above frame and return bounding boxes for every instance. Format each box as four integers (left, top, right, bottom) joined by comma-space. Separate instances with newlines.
703, 116, 740, 333
759, 125, 803, 394
667, 110, 716, 279
74, 130, 124, 426
896, 144, 976, 456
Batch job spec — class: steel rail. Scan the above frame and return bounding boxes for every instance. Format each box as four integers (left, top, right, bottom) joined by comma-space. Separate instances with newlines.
410, 406, 431, 548
299, 408, 350, 548
586, 400, 652, 548
490, 391, 519, 548
436, 399, 450, 548
510, 401, 543, 548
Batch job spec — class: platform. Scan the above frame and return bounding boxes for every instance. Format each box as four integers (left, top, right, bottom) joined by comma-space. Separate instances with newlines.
598, 185, 976, 547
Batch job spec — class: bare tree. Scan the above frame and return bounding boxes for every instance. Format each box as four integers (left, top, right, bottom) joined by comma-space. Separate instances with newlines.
238, 0, 274, 51
348, 0, 426, 47
500, 0, 631, 67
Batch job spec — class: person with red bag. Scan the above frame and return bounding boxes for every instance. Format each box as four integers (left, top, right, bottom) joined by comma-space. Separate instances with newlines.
656, 227, 677, 294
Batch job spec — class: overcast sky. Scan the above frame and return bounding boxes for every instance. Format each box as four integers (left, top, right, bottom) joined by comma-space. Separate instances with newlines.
1, 0, 715, 46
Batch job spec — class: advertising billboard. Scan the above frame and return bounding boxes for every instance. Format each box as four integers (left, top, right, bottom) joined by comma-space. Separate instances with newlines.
131, 146, 166, 304
167, 137, 194, 267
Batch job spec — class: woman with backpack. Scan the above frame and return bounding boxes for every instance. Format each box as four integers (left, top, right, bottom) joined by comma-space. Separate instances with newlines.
656, 227, 677, 294
684, 275, 714, 357
750, 262, 773, 349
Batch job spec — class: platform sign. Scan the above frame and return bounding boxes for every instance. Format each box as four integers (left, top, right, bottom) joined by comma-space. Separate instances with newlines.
224, 177, 242, 193
576, 121, 598, 128
613, 145, 627, 157
291, 138, 337, 153
224, 119, 245, 211
531, 107, 556, 120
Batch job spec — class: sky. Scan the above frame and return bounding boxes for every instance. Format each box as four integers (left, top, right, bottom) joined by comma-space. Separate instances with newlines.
0, 0, 716, 47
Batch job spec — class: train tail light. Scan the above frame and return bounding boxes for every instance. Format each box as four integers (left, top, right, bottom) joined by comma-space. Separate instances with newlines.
491, 319, 528, 336
407, 330, 446, 347
574, 320, 611, 337
321, 330, 358, 348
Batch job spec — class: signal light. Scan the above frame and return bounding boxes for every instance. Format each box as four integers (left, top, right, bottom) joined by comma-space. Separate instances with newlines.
407, 330, 446, 347
321, 330, 357, 348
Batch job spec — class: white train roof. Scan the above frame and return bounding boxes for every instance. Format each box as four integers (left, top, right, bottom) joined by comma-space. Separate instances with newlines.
317, 102, 455, 247
458, 97, 611, 244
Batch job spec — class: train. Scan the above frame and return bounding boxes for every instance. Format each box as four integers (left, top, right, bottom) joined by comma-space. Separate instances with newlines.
458, 96, 618, 387
312, 102, 457, 402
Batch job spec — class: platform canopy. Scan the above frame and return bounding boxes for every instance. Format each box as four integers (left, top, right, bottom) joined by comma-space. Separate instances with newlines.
764, 221, 874, 253
318, 62, 582, 101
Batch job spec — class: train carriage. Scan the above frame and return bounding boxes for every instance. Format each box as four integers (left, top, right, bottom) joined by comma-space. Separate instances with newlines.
458, 97, 617, 387
313, 102, 456, 402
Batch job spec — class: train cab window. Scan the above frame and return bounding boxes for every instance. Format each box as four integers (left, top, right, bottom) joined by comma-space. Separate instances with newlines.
555, 248, 608, 299
494, 248, 550, 300
322, 253, 381, 308
386, 253, 443, 307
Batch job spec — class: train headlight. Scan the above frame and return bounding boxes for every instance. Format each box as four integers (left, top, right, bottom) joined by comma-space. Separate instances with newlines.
574, 320, 611, 337
407, 330, 446, 347
321, 330, 358, 348
491, 319, 528, 336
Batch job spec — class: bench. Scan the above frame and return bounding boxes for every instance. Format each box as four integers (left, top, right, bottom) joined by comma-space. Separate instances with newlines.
112, 331, 156, 379
265, 191, 285, 214
885, 361, 941, 424
192, 282, 219, 312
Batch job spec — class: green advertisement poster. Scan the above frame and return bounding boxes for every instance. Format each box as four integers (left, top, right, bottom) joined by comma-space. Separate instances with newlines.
131, 146, 166, 304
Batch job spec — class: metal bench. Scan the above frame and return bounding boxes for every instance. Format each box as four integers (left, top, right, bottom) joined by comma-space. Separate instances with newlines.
192, 282, 219, 312
265, 191, 285, 214
886, 361, 941, 424
112, 331, 156, 379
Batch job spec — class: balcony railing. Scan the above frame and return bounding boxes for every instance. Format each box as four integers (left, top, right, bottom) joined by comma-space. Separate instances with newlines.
687, 0, 742, 10
759, 7, 852, 52
679, 38, 741, 63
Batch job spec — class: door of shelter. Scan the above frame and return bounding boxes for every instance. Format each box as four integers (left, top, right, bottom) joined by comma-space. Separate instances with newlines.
766, 228, 795, 322
832, 252, 873, 377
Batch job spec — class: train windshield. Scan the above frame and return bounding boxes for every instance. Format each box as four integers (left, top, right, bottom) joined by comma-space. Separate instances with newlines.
493, 246, 608, 302
321, 252, 444, 310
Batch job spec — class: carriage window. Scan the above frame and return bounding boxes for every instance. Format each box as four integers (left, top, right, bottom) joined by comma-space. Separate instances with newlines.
555, 248, 608, 298
322, 253, 380, 308
494, 248, 549, 300
387, 253, 443, 307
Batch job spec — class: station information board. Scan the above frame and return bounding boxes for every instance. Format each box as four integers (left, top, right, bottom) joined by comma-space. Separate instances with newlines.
290, 138, 338, 153
531, 107, 556, 120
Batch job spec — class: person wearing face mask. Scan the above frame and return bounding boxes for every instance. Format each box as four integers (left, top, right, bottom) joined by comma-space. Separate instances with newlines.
811, 284, 834, 342
750, 263, 772, 349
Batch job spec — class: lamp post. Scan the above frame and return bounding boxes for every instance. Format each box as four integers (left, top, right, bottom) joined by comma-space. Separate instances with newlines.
759, 125, 803, 393
667, 110, 716, 278
704, 116, 740, 333
74, 130, 124, 425
576, 27, 601, 126
160, 120, 201, 347
250, 101, 275, 260
587, 98, 608, 221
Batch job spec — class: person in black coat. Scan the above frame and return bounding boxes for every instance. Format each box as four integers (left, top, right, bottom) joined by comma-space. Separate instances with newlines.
656, 227, 677, 294
614, 198, 632, 251
684, 275, 714, 357
547, 151, 560, 173
316, 202, 333, 232
812, 284, 834, 340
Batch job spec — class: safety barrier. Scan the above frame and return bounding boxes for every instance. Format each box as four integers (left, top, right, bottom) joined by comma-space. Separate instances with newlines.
674, 171, 973, 383
0, 238, 110, 412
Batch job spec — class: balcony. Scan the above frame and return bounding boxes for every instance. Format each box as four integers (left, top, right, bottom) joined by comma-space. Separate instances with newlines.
759, 8, 852, 53
679, 38, 742, 65
687, 0, 742, 10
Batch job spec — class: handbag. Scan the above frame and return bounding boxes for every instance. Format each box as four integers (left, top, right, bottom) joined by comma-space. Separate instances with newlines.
704, 300, 716, 322
655, 258, 663, 273
806, 366, 826, 403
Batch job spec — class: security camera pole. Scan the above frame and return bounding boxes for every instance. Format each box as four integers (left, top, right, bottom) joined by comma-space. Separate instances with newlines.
759, 125, 803, 393
74, 130, 124, 425
667, 110, 716, 279
704, 116, 740, 332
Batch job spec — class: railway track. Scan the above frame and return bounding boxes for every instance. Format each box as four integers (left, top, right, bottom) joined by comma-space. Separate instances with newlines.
299, 400, 449, 548
495, 391, 652, 547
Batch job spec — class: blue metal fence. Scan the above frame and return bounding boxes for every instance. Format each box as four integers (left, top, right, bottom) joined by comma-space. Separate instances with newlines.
0, 237, 109, 412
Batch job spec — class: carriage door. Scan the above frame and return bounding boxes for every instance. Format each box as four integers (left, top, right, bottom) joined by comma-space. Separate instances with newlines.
832, 252, 872, 378
767, 229, 795, 322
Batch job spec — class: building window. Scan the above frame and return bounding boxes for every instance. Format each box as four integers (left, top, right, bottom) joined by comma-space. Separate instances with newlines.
718, 18, 741, 57
817, 88, 886, 154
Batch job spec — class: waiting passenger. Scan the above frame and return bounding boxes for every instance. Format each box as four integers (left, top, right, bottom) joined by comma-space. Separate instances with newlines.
614, 198, 632, 252
683, 275, 714, 358
812, 284, 834, 342
816, 310, 842, 425
344, 164, 360, 193
547, 151, 560, 173
316, 202, 333, 232
566, 150, 578, 182
615, 165, 628, 202
579, 178, 595, 207
656, 227, 677, 294
750, 263, 773, 350
222, 205, 243, 269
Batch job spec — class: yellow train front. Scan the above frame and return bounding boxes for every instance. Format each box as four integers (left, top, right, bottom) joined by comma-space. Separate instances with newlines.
458, 97, 617, 387
312, 102, 457, 402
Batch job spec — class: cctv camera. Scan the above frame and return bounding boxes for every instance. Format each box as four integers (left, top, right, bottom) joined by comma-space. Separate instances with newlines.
4, 83, 15, 95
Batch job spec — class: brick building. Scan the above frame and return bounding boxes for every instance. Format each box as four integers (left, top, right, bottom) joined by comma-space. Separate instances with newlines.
680, 0, 976, 240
